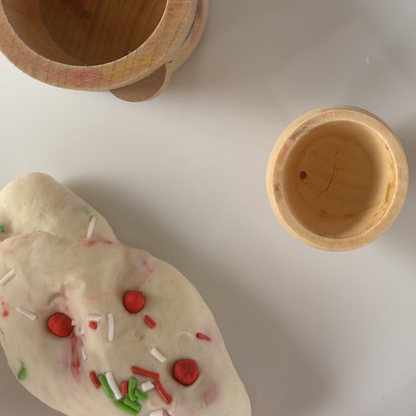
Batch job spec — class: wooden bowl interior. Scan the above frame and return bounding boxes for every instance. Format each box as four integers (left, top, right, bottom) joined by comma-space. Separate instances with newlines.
2, 0, 167, 65
282, 121, 397, 238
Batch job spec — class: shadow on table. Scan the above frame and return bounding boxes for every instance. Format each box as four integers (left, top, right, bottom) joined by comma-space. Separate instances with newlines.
0, 355, 62, 415
376, 116, 416, 260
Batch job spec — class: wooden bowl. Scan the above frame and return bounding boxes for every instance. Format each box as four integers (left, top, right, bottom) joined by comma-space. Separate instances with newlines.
0, 0, 208, 102
266, 106, 408, 251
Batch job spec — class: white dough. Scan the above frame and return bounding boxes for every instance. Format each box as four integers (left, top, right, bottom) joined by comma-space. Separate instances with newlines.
0, 173, 251, 416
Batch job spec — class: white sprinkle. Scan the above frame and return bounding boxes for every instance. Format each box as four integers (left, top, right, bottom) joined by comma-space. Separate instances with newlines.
87, 216, 96, 238
80, 329, 85, 336
82, 345, 88, 361
107, 313, 114, 342
150, 410, 164, 416
71, 320, 76, 326
0, 270, 15, 286
366, 57, 370, 65
106, 372, 122, 400
87, 315, 102, 322
151, 348, 166, 363
16, 307, 37, 321
141, 381, 155, 392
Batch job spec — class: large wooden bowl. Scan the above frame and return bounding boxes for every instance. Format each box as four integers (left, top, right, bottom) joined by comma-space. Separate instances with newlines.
0, 0, 208, 102
266, 106, 408, 251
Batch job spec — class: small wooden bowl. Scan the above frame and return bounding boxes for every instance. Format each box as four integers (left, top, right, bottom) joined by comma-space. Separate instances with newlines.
0, 0, 208, 102
266, 106, 408, 251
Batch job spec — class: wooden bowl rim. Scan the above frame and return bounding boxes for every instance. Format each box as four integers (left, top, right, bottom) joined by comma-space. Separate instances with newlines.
0, 0, 196, 90
266, 105, 409, 251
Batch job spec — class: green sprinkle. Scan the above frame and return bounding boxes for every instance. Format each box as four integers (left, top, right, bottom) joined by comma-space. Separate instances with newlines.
78, 205, 91, 215
134, 389, 148, 402
17, 361, 27, 381
0, 225, 4, 233
124, 397, 141, 412
114, 400, 139, 415
0, 327, 4, 336
98, 374, 114, 398
128, 377, 137, 401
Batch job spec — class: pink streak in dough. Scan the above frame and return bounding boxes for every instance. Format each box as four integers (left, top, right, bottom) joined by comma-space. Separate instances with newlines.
1, 300, 9, 317
134, 329, 146, 341
131, 251, 156, 284
80, 237, 113, 247
202, 385, 221, 407
70, 335, 82, 378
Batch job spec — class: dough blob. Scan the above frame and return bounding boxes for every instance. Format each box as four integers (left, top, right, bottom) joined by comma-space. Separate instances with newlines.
0, 173, 251, 416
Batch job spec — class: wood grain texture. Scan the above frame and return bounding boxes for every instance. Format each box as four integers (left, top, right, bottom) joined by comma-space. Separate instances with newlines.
110, 63, 170, 102
0, 0, 208, 101
266, 106, 408, 251
39, 0, 167, 65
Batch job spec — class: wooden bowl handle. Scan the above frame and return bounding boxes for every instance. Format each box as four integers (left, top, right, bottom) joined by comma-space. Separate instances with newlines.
110, 64, 171, 103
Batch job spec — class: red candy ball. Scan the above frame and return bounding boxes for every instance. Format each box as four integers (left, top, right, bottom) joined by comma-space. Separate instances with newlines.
89, 321, 98, 330
173, 359, 199, 386
48, 312, 73, 337
123, 291, 145, 313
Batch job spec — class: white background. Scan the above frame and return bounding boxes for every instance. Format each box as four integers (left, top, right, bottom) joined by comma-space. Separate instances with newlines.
1, 0, 416, 415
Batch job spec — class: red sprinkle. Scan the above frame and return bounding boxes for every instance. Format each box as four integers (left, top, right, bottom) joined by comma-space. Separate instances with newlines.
89, 321, 98, 330
300, 171, 307, 180
173, 359, 199, 386
121, 380, 128, 396
90, 371, 100, 389
131, 366, 160, 379
48, 313, 73, 337
196, 333, 211, 341
144, 315, 156, 328
154, 380, 172, 404
123, 291, 145, 314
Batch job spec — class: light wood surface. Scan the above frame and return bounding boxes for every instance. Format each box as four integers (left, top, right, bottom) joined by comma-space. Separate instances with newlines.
39, 0, 168, 65
110, 64, 170, 102
0, 0, 208, 101
266, 106, 409, 251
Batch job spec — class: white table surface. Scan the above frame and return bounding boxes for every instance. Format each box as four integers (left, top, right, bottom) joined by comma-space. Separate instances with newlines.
1, 1, 416, 415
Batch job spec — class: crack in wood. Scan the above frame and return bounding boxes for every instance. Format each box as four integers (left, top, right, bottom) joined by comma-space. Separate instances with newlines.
320, 150, 339, 197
